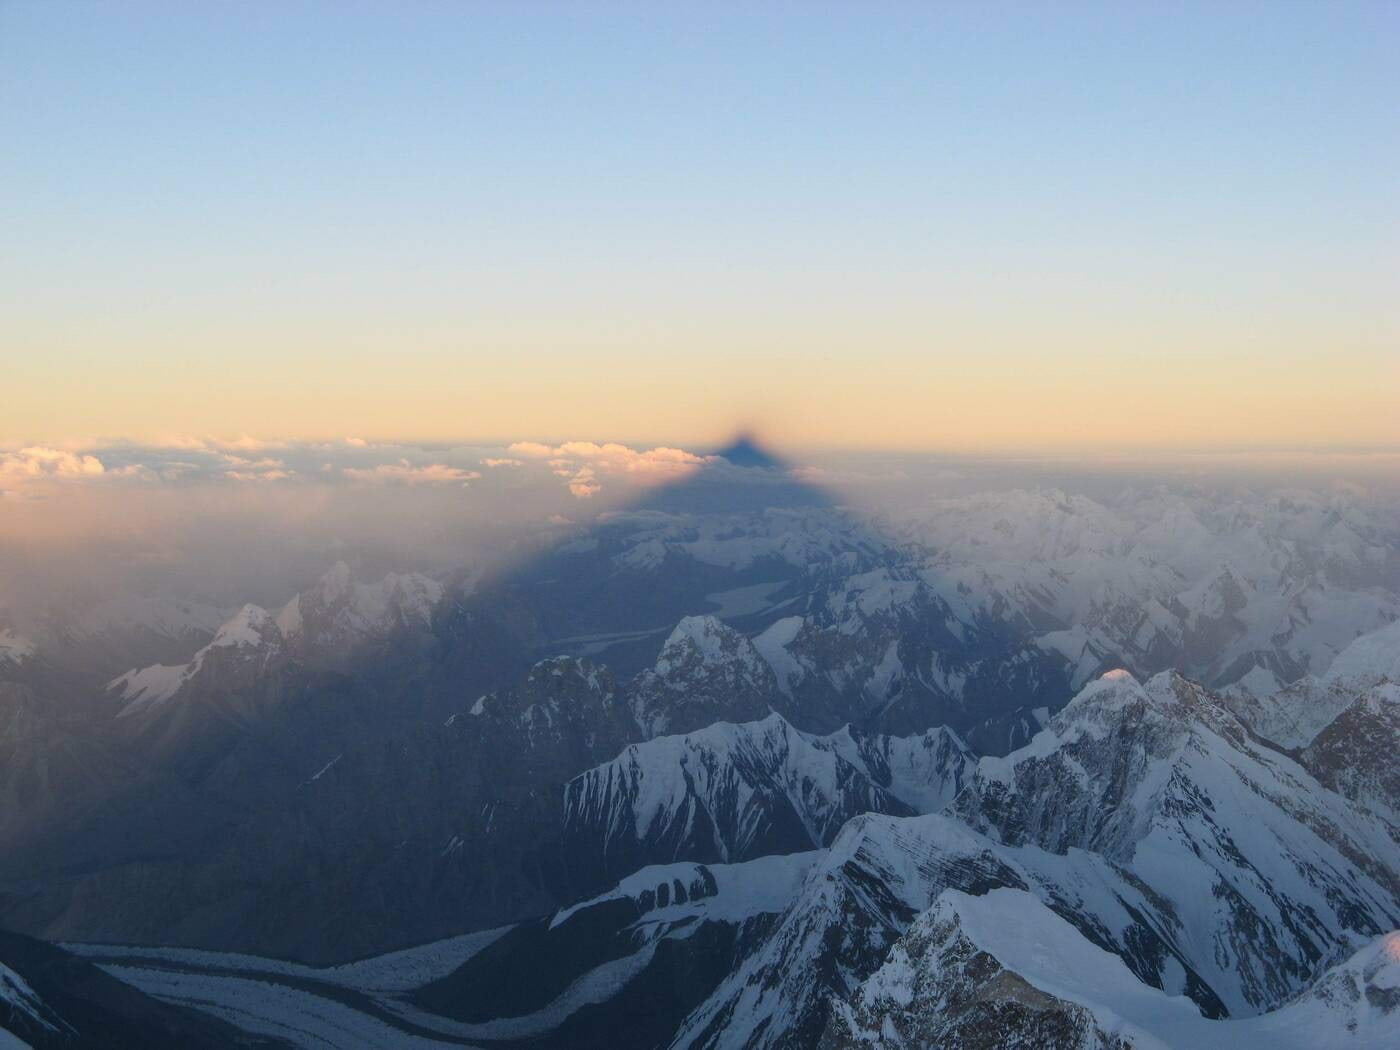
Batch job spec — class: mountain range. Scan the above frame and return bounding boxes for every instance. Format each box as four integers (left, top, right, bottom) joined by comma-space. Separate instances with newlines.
1, 447, 1396, 1047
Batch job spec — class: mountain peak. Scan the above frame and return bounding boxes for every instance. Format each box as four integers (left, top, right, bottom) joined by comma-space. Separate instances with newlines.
663, 614, 733, 650
656, 615, 763, 677
210, 604, 280, 649
1065, 667, 1144, 708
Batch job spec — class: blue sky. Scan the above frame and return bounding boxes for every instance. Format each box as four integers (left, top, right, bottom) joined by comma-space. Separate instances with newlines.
3, 2, 1397, 451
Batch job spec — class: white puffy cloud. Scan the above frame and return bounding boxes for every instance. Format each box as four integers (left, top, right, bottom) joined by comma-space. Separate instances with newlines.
0, 446, 106, 493
341, 460, 481, 486
480, 458, 522, 468
506, 440, 714, 498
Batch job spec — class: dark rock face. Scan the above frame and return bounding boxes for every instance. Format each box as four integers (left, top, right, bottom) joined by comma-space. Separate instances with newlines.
760, 558, 1073, 743
410, 876, 782, 1050
6, 655, 640, 963
819, 907, 1134, 1050
628, 616, 776, 737
0, 680, 135, 853
1299, 684, 1400, 842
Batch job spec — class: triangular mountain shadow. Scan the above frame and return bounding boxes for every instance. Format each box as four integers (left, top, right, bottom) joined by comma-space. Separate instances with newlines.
2, 436, 1069, 965
715, 433, 780, 468
629, 432, 834, 514
473, 434, 841, 676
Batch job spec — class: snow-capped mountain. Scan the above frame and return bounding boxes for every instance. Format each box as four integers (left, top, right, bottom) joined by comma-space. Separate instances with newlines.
1219, 672, 1364, 750
822, 886, 1202, 1049
951, 668, 1399, 1014
671, 810, 1226, 1049
459, 655, 638, 771
102, 480, 1398, 757
274, 560, 443, 667
523, 483, 1400, 748
1219, 617, 1400, 751
109, 603, 285, 718
743, 559, 1069, 745
668, 659, 1400, 1045
629, 615, 776, 736
108, 562, 445, 719
18, 596, 230, 681
5, 453, 1399, 1049
1324, 615, 1400, 686
1299, 683, 1399, 843
492, 478, 1072, 747
901, 487, 1400, 693
560, 712, 974, 892
822, 887, 1400, 1049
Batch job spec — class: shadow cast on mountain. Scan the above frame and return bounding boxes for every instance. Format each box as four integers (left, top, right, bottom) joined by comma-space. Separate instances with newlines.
0, 435, 1070, 964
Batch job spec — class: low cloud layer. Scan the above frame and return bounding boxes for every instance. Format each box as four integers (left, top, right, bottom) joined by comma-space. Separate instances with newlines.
0, 437, 723, 503
5, 436, 1398, 640
341, 461, 482, 486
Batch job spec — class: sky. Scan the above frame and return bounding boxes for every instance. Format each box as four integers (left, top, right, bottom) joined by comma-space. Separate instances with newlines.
2, 2, 1398, 454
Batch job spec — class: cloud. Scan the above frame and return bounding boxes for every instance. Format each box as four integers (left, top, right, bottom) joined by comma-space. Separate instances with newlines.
221, 434, 279, 451
107, 464, 161, 481
220, 454, 292, 482
225, 469, 293, 482
0, 437, 716, 501
506, 440, 715, 498
341, 460, 481, 486
0, 446, 106, 492
221, 455, 286, 469
568, 467, 601, 499
140, 434, 294, 454
553, 442, 712, 476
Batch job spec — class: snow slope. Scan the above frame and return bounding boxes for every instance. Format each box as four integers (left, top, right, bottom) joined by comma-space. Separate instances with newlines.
826, 888, 1400, 1049
561, 712, 973, 890
954, 669, 1400, 1014
672, 811, 1226, 1049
